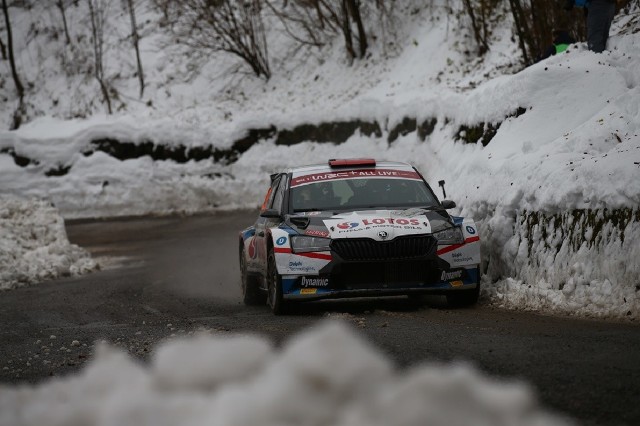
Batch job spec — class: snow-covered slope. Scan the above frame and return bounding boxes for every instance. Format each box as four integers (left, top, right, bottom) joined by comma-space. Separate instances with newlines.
0, 1, 638, 318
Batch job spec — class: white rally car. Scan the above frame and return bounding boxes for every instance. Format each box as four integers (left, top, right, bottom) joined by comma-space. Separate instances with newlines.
239, 159, 481, 314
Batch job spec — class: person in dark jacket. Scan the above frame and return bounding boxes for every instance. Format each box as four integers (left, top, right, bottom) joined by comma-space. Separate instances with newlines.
586, 0, 616, 52
538, 29, 576, 61
564, 0, 616, 53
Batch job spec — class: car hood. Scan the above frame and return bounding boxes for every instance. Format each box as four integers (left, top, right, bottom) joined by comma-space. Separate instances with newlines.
286, 208, 453, 241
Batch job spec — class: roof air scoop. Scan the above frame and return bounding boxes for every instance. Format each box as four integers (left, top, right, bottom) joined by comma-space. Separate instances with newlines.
328, 158, 376, 168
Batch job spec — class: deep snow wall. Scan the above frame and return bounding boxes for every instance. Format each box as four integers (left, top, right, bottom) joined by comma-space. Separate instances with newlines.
478, 208, 640, 319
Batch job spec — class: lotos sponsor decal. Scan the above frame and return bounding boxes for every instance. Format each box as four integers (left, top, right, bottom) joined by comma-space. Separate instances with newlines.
306, 229, 330, 238
362, 218, 420, 226
336, 218, 422, 229
324, 215, 431, 237
276, 236, 287, 245
337, 222, 360, 229
300, 277, 330, 287
466, 226, 476, 235
441, 270, 463, 281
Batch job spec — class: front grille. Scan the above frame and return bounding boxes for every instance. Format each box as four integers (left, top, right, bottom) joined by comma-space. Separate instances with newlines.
332, 260, 441, 289
330, 235, 437, 261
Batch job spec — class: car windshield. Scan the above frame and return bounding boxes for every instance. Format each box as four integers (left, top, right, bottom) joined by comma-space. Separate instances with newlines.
290, 177, 438, 212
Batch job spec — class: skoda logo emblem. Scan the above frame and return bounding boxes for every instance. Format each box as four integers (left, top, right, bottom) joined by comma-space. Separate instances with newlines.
378, 231, 388, 240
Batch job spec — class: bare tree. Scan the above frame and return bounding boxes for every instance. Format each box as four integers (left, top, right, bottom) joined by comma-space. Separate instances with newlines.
346, 0, 366, 58
126, 0, 144, 97
461, 0, 490, 55
166, 0, 271, 79
56, 0, 72, 45
506, 0, 591, 66
265, 0, 336, 48
2, 0, 25, 129
508, 0, 531, 65
340, 0, 354, 59
87, 0, 112, 114
268, 0, 373, 61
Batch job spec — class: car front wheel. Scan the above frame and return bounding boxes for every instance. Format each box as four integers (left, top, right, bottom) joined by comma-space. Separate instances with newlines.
267, 250, 287, 315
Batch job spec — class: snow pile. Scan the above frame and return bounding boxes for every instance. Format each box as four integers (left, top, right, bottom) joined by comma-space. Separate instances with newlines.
481, 209, 640, 319
0, 321, 572, 426
0, 197, 96, 290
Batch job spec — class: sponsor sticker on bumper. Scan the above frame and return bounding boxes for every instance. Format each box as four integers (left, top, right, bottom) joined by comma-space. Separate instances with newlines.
300, 288, 317, 295
300, 276, 329, 287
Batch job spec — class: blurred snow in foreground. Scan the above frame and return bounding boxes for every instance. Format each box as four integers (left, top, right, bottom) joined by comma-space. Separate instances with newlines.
0, 321, 573, 426
0, 197, 96, 290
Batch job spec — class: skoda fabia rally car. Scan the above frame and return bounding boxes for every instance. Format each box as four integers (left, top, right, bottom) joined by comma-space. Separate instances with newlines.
239, 159, 481, 314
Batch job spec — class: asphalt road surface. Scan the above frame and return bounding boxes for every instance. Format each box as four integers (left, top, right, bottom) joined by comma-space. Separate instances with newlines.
1, 210, 638, 426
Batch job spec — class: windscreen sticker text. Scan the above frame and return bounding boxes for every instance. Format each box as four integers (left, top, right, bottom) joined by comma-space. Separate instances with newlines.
291, 169, 421, 187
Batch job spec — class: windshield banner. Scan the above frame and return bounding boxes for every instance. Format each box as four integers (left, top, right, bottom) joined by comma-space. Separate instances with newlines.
291, 169, 422, 187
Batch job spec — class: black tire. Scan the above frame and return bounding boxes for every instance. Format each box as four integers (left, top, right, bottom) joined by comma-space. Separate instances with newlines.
240, 247, 266, 306
446, 283, 480, 308
267, 250, 287, 315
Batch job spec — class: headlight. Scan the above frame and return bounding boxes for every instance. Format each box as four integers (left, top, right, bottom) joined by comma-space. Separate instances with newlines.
433, 227, 464, 245
290, 236, 331, 253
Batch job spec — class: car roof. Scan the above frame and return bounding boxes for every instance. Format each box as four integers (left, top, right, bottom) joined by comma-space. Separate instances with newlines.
287, 160, 415, 175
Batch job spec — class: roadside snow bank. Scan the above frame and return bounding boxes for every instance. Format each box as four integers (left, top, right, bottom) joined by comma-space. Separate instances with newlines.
0, 198, 96, 290
0, 321, 572, 426
477, 208, 640, 320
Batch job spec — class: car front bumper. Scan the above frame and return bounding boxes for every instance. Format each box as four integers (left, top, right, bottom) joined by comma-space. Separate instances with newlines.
281, 265, 480, 301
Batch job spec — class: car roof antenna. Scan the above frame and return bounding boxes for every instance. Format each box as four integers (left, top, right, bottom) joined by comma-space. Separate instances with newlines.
438, 180, 447, 199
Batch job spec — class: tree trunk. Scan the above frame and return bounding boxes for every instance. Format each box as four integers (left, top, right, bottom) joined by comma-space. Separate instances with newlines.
346, 0, 367, 58
463, 0, 489, 55
313, 0, 325, 30
87, 0, 112, 114
2, 0, 24, 100
508, 0, 531, 65
0, 33, 6, 60
126, 0, 145, 97
340, 0, 355, 60
56, 0, 71, 45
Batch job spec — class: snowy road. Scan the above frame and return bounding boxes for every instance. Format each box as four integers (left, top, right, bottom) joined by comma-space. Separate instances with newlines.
0, 211, 639, 426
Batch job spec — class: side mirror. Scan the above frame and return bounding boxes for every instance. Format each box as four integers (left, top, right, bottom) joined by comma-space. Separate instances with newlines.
260, 209, 282, 219
441, 200, 456, 209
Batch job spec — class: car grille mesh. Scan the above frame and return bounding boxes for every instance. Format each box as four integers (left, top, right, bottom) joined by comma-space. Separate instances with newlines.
330, 235, 437, 261
333, 260, 441, 289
